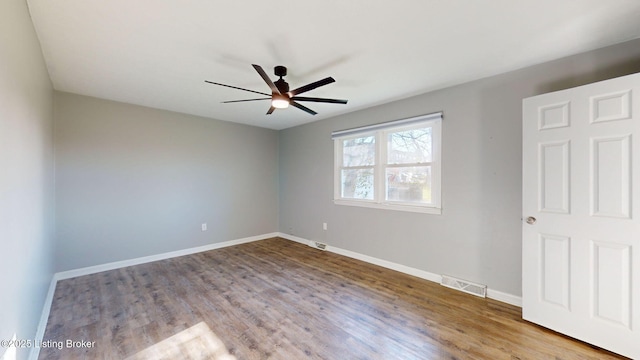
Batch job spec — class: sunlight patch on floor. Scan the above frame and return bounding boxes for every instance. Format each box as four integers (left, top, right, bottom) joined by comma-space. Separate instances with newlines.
125, 322, 236, 360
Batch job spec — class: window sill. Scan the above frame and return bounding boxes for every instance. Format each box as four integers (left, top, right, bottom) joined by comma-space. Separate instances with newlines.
333, 199, 442, 214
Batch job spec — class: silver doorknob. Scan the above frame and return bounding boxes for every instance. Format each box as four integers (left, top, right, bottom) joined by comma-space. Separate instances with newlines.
526, 216, 537, 225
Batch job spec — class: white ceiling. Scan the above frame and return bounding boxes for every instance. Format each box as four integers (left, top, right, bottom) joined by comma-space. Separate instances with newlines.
27, 0, 640, 130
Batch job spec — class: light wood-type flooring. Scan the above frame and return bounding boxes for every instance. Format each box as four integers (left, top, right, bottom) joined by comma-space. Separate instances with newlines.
40, 237, 627, 359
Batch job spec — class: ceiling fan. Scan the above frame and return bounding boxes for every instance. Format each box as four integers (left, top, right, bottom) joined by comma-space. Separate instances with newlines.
205, 64, 348, 115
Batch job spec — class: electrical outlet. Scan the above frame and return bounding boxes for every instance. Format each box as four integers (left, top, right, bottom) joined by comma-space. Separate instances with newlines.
201, 223, 207, 231
322, 222, 328, 230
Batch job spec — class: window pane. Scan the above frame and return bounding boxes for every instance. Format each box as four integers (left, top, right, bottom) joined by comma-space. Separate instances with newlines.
342, 136, 375, 167
387, 128, 432, 164
386, 166, 431, 203
341, 168, 374, 200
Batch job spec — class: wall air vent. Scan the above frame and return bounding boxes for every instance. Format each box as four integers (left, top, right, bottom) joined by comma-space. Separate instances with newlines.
440, 275, 487, 298
310, 241, 327, 251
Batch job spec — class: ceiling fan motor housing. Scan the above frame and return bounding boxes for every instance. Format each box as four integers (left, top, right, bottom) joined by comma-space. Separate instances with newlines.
275, 78, 289, 94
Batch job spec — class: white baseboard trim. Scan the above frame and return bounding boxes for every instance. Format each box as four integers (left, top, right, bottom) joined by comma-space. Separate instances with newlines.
277, 232, 522, 308
277, 232, 312, 246
55, 232, 279, 281
28, 275, 58, 360
487, 289, 522, 307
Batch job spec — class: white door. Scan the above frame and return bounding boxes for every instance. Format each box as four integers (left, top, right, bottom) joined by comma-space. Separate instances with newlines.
523, 72, 640, 359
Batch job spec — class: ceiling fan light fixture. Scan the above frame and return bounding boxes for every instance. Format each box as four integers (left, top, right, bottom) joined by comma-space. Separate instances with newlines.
272, 95, 289, 109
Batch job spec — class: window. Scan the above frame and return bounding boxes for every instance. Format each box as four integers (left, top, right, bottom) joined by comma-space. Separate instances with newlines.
333, 113, 442, 214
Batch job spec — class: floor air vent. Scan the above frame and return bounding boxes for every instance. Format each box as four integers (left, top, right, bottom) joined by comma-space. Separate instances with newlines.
440, 275, 487, 298
310, 241, 327, 251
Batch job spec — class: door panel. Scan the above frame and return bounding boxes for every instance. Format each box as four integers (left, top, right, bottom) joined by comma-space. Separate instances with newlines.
539, 233, 571, 309
539, 141, 570, 213
523, 72, 640, 359
590, 90, 631, 123
591, 135, 631, 218
591, 241, 631, 328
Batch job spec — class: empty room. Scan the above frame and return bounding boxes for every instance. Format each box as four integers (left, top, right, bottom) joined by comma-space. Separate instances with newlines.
2, 0, 640, 359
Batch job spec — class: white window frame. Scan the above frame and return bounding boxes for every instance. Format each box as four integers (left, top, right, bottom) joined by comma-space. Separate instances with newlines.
333, 113, 442, 214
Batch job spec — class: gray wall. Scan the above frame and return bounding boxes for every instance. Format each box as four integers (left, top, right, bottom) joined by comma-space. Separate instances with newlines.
54, 92, 279, 271
0, 0, 54, 359
279, 38, 640, 297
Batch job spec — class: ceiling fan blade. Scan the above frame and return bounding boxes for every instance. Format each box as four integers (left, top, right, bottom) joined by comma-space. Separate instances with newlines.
291, 96, 348, 104
266, 106, 276, 115
222, 98, 271, 103
288, 77, 335, 97
205, 80, 270, 96
290, 100, 317, 115
252, 64, 280, 94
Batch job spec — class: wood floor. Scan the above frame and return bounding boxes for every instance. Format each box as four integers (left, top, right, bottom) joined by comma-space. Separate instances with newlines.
40, 237, 627, 360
